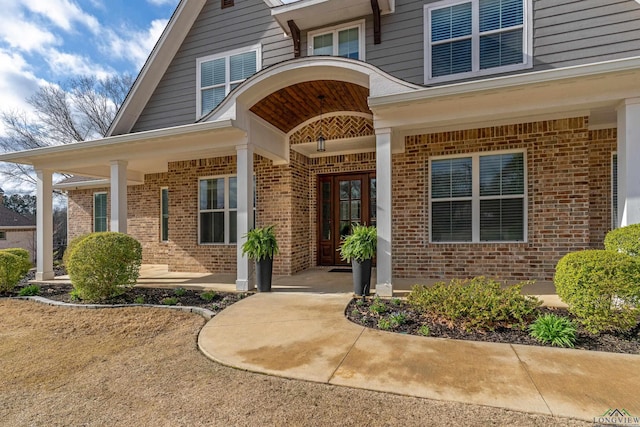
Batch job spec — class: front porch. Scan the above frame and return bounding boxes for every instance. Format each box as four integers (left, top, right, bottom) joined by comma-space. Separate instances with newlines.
33, 264, 561, 305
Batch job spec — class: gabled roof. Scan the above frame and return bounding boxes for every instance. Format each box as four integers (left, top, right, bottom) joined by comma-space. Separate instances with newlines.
108, 0, 207, 137
0, 205, 36, 228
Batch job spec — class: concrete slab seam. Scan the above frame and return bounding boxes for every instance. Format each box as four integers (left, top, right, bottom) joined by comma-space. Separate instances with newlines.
327, 325, 367, 384
510, 343, 554, 417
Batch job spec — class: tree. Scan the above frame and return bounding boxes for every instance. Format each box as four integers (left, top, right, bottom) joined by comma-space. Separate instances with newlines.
2, 193, 36, 216
0, 74, 134, 187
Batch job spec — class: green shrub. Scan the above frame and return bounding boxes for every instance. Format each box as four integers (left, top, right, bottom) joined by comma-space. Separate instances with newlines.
338, 224, 376, 262
200, 291, 217, 302
63, 234, 90, 267
369, 297, 387, 315
555, 250, 640, 333
604, 224, 640, 257
388, 312, 407, 327
173, 287, 186, 297
161, 297, 178, 306
134, 296, 145, 304
528, 314, 577, 348
18, 285, 40, 296
418, 325, 431, 336
1, 248, 31, 277
0, 251, 32, 292
377, 317, 392, 330
66, 232, 142, 302
407, 277, 541, 332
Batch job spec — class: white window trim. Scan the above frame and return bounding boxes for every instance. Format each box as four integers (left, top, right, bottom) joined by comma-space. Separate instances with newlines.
307, 19, 366, 61
198, 176, 237, 245
429, 149, 528, 243
423, 0, 533, 84
93, 192, 108, 233
160, 187, 169, 243
196, 44, 262, 118
612, 152, 618, 229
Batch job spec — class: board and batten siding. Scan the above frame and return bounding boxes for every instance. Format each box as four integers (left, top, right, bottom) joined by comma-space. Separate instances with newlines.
131, 0, 293, 133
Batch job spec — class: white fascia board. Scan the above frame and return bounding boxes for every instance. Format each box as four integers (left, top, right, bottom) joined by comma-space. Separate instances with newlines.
0, 226, 36, 230
0, 119, 237, 166
108, 0, 207, 136
54, 179, 111, 190
369, 56, 640, 109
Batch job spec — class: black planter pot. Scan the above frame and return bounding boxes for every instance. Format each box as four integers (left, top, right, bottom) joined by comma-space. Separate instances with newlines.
256, 257, 273, 292
351, 258, 372, 296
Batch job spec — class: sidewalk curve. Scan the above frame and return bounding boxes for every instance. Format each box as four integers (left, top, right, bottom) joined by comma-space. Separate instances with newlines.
198, 293, 640, 422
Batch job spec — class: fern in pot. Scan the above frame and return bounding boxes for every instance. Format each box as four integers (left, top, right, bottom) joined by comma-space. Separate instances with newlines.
241, 225, 279, 292
339, 224, 377, 296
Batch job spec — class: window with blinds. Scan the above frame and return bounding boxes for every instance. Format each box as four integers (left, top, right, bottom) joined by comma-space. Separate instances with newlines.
425, 0, 530, 83
196, 46, 260, 117
430, 151, 526, 242
94, 192, 107, 232
612, 153, 618, 229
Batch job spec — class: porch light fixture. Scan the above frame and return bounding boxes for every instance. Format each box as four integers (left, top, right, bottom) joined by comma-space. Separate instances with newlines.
317, 95, 326, 152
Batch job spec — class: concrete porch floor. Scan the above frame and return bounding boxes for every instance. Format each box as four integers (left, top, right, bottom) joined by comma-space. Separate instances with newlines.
40, 264, 563, 306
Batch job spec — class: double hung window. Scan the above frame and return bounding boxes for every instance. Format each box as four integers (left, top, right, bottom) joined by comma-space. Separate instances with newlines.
430, 151, 526, 242
308, 20, 365, 60
197, 46, 260, 117
425, 0, 530, 83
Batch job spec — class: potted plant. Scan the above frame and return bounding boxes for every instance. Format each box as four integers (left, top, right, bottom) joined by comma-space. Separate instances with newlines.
339, 224, 377, 296
241, 225, 279, 292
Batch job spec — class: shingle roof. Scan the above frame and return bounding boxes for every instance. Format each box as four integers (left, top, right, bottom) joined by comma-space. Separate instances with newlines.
0, 205, 36, 228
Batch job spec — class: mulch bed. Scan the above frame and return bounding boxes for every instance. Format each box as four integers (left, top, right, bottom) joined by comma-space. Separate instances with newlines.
2, 270, 250, 314
346, 297, 640, 355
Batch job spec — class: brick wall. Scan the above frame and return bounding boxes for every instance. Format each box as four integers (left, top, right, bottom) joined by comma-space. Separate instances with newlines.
392, 117, 615, 282
66, 117, 616, 282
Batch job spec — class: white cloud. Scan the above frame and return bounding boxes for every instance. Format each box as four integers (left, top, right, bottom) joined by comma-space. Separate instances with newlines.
104, 19, 169, 70
0, 15, 59, 52
147, 0, 179, 6
22, 0, 101, 34
44, 49, 113, 79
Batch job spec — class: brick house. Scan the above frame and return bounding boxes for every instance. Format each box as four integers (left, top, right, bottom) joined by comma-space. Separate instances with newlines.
0, 189, 36, 263
1, 0, 640, 295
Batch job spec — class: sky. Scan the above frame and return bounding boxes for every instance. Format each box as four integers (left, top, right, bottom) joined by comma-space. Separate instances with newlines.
0, 0, 180, 136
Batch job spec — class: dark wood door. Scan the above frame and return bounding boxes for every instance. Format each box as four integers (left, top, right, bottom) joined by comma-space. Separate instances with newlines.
318, 172, 376, 266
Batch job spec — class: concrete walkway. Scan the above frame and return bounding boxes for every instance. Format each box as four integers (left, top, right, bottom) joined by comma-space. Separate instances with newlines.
199, 292, 640, 422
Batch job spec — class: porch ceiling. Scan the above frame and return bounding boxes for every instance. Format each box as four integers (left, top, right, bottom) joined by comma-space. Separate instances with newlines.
249, 80, 370, 133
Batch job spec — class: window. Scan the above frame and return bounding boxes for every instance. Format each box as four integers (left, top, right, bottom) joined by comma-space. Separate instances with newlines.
197, 45, 261, 117
199, 177, 238, 244
0, 231, 6, 240
308, 20, 365, 60
221, 0, 233, 8
430, 150, 525, 242
612, 153, 618, 229
161, 187, 169, 242
424, 0, 531, 83
94, 192, 107, 232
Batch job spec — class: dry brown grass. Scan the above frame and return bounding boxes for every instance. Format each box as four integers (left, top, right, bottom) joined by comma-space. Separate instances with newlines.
0, 299, 589, 426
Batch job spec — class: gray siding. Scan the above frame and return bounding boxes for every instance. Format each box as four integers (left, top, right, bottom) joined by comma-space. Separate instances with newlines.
534, 0, 640, 69
132, 0, 293, 133
133, 0, 640, 132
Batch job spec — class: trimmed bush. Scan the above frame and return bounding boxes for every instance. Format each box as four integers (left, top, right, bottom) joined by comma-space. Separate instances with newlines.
66, 232, 142, 301
0, 248, 31, 277
408, 277, 541, 332
63, 234, 90, 267
604, 224, 640, 257
0, 251, 31, 292
555, 250, 640, 334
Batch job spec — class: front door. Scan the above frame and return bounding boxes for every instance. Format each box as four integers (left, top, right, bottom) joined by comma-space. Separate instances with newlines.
318, 172, 376, 266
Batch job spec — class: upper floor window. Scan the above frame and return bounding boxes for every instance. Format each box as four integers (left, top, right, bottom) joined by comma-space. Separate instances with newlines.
424, 0, 531, 83
196, 45, 261, 118
308, 20, 365, 60
430, 150, 526, 243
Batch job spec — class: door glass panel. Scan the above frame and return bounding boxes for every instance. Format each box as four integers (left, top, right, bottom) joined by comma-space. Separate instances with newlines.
370, 177, 376, 225
340, 181, 349, 200
340, 201, 349, 220
340, 221, 351, 238
351, 200, 361, 221
322, 182, 331, 200
322, 203, 331, 240
350, 180, 361, 199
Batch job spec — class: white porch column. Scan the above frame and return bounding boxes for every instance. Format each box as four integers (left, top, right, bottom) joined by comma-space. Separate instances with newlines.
375, 127, 393, 297
35, 169, 54, 281
110, 160, 128, 233
617, 98, 640, 227
236, 143, 255, 291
